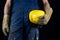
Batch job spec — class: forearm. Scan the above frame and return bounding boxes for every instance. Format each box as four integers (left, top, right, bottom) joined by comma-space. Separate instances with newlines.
42, 0, 50, 10
4, 1, 11, 15
3, 1, 11, 25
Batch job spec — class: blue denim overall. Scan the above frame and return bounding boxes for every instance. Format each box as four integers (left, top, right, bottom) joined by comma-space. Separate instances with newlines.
8, 0, 42, 40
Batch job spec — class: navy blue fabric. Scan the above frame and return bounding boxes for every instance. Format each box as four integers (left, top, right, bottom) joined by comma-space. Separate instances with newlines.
10, 0, 40, 32
8, 28, 23, 40
9, 0, 41, 40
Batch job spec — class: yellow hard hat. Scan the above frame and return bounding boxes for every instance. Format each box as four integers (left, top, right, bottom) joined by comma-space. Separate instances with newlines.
29, 10, 45, 24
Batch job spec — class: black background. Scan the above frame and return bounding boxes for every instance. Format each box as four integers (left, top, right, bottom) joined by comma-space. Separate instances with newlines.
0, 0, 60, 40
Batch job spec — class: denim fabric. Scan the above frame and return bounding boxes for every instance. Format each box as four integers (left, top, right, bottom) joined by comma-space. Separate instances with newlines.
8, 28, 23, 40
8, 0, 41, 40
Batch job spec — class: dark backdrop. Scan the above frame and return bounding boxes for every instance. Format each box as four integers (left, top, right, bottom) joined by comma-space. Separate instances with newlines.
0, 0, 7, 40
0, 0, 60, 40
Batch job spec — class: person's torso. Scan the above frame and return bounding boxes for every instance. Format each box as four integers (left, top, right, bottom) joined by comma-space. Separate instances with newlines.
11, 0, 40, 13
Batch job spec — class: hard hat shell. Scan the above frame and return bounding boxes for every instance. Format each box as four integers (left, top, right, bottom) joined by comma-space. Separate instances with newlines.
29, 10, 45, 24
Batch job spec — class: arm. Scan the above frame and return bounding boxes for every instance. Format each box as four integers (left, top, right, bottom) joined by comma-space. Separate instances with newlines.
39, 0, 53, 25
2, 0, 11, 36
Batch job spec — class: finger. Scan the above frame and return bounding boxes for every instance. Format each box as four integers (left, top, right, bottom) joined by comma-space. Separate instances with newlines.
39, 16, 44, 19
7, 27, 9, 32
2, 28, 7, 36
38, 16, 44, 25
